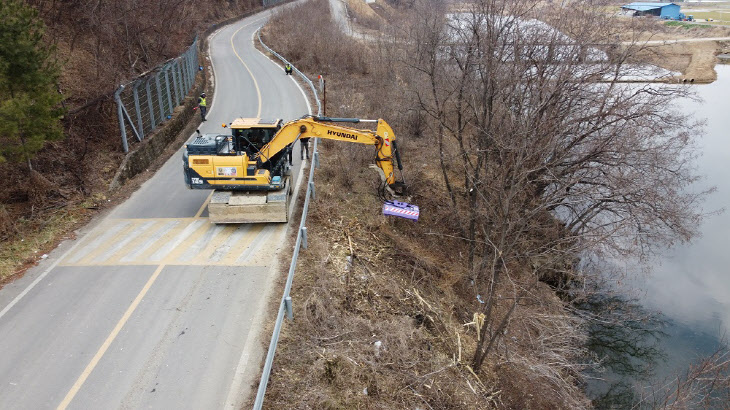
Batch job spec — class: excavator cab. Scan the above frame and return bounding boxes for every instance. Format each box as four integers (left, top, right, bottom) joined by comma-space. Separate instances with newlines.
229, 118, 282, 155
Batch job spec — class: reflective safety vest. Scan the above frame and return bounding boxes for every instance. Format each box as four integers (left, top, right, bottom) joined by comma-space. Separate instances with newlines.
199, 97, 207, 107
285, 64, 291, 70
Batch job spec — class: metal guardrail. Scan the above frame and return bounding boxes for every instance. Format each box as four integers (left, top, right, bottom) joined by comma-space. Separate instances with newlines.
253, 28, 322, 410
114, 37, 199, 153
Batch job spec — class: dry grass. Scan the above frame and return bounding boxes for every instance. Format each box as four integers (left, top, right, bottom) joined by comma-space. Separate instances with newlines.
345, 0, 383, 30
0, 209, 81, 282
634, 40, 724, 82
611, 18, 730, 82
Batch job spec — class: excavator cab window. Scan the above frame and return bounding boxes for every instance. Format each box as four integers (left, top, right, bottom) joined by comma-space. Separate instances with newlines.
232, 128, 277, 154
232, 129, 256, 155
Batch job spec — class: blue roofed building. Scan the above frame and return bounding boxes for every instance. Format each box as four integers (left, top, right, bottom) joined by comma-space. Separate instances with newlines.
621, 2, 681, 19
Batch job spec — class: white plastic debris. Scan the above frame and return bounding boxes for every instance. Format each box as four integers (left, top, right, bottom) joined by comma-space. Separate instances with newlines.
374, 340, 382, 356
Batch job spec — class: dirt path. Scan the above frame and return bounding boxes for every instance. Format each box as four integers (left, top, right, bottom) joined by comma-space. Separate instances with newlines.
634, 36, 730, 44
632, 38, 730, 83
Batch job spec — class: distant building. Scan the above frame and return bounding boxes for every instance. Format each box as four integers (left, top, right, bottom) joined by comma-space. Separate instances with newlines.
621, 2, 681, 19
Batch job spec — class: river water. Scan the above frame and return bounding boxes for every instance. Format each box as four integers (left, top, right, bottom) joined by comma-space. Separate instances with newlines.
589, 65, 730, 404
638, 64, 730, 368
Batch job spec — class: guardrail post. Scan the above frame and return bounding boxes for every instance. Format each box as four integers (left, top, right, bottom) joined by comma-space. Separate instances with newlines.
187, 46, 194, 88
132, 83, 145, 141
163, 66, 173, 118
115, 86, 129, 153
180, 55, 188, 91
178, 59, 187, 97
155, 74, 165, 123
314, 151, 320, 169
146, 79, 156, 130
284, 297, 293, 320
309, 181, 315, 200
171, 62, 181, 105
301, 227, 307, 249
185, 49, 193, 91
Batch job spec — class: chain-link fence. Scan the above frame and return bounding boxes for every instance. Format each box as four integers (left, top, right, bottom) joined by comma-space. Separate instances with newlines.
114, 37, 199, 153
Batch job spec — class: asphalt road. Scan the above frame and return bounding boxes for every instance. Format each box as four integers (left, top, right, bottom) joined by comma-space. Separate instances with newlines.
0, 7, 309, 410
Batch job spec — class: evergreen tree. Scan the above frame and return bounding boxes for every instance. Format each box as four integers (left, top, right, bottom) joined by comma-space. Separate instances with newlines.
0, 0, 64, 171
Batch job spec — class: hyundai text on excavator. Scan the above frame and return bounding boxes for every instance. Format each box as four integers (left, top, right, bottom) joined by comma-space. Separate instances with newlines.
183, 115, 418, 223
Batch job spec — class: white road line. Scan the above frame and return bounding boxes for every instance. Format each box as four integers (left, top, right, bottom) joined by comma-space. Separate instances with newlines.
65, 221, 132, 264
177, 224, 225, 263
0, 236, 86, 321
120, 220, 180, 262
235, 224, 277, 264
208, 225, 252, 263
91, 220, 157, 263
149, 219, 206, 262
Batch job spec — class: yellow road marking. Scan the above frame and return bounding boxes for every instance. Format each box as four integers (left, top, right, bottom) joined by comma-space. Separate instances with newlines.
57, 264, 166, 410
56, 261, 270, 267
62, 220, 129, 264
191, 224, 239, 264
105, 219, 169, 264
221, 224, 265, 265
76, 221, 144, 265
161, 221, 212, 264
56, 262, 270, 267
136, 220, 191, 261
195, 191, 214, 219
236, 224, 283, 265
230, 23, 263, 118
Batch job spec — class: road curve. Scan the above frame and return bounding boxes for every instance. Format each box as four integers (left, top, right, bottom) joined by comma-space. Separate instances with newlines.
0, 7, 309, 410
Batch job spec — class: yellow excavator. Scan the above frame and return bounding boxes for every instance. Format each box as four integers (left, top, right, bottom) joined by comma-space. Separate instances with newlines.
183, 115, 417, 223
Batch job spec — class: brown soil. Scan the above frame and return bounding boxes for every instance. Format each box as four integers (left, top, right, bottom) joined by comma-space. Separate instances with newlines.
617, 19, 730, 82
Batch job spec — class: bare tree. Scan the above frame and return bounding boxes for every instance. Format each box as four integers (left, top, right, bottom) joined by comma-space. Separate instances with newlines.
403, 0, 707, 376
637, 341, 730, 408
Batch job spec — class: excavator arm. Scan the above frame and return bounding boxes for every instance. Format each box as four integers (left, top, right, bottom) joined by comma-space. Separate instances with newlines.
256, 116, 404, 188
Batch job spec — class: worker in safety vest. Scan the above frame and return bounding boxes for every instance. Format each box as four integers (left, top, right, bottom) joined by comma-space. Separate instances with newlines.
198, 93, 207, 122
285, 63, 293, 75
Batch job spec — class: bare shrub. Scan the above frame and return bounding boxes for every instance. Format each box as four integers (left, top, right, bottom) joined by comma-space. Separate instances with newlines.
0, 205, 17, 241
263, 0, 373, 76
258, 0, 715, 407
402, 0, 706, 376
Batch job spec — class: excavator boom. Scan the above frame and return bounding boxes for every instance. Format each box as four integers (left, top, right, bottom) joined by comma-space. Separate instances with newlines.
256, 116, 403, 187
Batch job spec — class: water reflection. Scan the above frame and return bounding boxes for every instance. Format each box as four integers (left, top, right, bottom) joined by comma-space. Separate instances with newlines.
581, 291, 666, 408
586, 65, 730, 406
636, 64, 730, 359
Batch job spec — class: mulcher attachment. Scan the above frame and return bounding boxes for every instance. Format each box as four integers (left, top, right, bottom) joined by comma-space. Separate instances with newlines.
382, 200, 419, 221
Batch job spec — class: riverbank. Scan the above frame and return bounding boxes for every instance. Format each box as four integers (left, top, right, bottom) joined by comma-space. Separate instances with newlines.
617, 19, 730, 83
